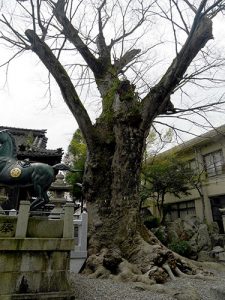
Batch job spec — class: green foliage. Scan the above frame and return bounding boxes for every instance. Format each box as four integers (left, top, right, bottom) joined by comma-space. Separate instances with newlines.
142, 157, 191, 196
144, 128, 174, 161
168, 240, 191, 257
26, 132, 34, 148
65, 129, 86, 199
153, 226, 168, 245
141, 155, 194, 221
143, 215, 160, 229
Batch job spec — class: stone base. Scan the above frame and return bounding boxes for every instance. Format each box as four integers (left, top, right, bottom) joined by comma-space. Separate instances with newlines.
0, 238, 75, 299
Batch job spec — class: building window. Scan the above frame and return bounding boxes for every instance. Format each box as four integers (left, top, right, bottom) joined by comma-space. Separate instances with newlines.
187, 159, 197, 171
203, 150, 224, 177
166, 200, 196, 221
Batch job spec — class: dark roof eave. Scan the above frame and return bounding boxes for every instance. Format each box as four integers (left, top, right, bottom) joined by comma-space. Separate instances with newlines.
18, 148, 63, 158
0, 125, 47, 135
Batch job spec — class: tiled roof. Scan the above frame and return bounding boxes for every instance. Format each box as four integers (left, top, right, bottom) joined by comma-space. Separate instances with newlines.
0, 125, 63, 158
0, 125, 47, 149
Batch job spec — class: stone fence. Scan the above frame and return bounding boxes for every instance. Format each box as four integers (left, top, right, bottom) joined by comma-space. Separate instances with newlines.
0, 201, 75, 300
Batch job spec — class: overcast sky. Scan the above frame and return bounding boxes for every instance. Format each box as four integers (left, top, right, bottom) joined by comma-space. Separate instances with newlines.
0, 2, 225, 154
0, 51, 77, 152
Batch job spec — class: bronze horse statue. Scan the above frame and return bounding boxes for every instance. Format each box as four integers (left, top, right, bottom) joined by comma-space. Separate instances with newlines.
0, 130, 74, 210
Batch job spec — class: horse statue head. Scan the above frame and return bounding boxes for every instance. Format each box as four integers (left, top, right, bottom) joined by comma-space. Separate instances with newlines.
0, 130, 17, 158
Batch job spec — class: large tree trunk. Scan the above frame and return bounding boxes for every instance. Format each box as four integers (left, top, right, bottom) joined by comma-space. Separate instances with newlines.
82, 92, 197, 284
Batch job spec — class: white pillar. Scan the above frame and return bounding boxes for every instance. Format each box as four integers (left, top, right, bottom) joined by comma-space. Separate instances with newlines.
63, 202, 74, 238
219, 208, 225, 232
80, 212, 88, 252
15, 201, 30, 238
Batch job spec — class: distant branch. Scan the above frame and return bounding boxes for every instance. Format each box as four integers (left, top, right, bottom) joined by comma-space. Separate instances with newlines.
164, 99, 225, 116
141, 4, 213, 131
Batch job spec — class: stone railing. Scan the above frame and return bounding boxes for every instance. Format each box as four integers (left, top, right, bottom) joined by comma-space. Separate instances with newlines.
0, 200, 75, 300
0, 200, 74, 239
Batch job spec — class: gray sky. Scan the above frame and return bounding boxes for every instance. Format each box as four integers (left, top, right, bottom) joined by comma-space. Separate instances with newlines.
0, 51, 77, 152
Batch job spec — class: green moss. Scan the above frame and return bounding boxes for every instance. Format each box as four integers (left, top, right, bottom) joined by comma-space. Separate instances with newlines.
102, 78, 120, 114
99, 77, 141, 126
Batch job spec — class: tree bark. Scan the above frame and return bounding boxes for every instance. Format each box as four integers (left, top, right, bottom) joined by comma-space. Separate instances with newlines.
81, 90, 197, 282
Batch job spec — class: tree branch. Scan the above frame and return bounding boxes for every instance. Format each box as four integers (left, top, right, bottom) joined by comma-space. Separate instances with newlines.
53, 0, 105, 76
141, 3, 213, 131
202, 0, 225, 18
114, 48, 141, 73
0, 15, 30, 48
25, 29, 95, 150
96, 0, 110, 62
182, 0, 197, 13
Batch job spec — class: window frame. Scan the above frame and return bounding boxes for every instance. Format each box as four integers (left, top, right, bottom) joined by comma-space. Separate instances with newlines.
167, 200, 196, 221
203, 149, 224, 177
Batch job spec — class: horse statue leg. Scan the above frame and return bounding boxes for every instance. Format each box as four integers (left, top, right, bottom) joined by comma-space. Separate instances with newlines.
30, 183, 46, 211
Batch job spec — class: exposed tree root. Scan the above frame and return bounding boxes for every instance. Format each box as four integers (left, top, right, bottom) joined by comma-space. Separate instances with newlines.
82, 241, 214, 286
162, 263, 176, 280
84, 207, 214, 285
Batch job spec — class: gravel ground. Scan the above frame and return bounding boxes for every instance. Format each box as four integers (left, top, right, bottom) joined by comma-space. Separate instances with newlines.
70, 264, 225, 300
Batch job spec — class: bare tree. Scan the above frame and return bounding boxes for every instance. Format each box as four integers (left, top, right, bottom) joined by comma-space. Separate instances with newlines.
1, 0, 225, 283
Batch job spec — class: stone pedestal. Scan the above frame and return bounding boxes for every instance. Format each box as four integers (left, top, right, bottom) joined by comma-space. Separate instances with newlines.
0, 199, 75, 299
0, 238, 75, 300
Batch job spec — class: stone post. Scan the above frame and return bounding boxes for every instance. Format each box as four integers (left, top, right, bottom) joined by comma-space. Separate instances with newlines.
63, 202, 74, 238
70, 210, 88, 273
9, 209, 17, 216
194, 148, 213, 223
15, 201, 30, 238
0, 187, 7, 214
79, 212, 88, 253
219, 208, 225, 233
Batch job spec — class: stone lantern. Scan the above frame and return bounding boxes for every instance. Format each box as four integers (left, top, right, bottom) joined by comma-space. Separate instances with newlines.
49, 172, 73, 219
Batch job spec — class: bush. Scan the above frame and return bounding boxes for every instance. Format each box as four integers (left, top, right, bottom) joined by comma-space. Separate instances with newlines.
143, 216, 160, 229
168, 240, 191, 257
153, 226, 168, 245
